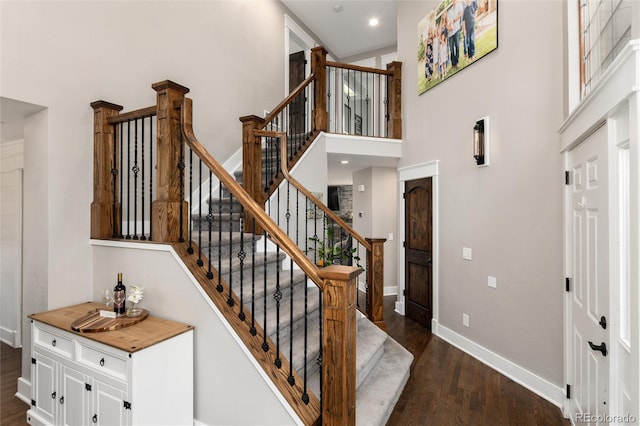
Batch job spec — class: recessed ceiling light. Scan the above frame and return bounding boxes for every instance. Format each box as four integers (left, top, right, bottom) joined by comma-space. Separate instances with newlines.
369, 17, 379, 27
340, 160, 349, 164
333, 4, 343, 12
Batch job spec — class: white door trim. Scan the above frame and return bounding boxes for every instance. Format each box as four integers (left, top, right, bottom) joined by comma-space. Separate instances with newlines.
397, 160, 439, 325
560, 40, 640, 422
284, 14, 315, 97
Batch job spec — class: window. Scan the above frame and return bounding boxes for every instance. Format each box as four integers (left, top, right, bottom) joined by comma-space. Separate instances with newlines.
579, 0, 632, 97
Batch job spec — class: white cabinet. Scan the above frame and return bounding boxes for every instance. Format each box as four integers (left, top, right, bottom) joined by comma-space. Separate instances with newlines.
27, 303, 193, 426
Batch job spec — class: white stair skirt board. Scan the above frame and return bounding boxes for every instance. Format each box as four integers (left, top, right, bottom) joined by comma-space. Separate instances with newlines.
433, 320, 564, 409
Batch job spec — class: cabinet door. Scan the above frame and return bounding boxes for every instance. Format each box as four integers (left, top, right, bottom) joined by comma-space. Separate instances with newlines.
93, 381, 127, 426
32, 352, 57, 424
60, 366, 90, 426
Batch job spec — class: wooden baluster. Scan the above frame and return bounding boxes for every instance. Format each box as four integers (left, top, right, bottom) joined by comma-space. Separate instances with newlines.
366, 238, 387, 330
239, 115, 266, 234
319, 265, 362, 426
90, 100, 124, 239
386, 61, 402, 139
151, 80, 190, 242
311, 46, 328, 133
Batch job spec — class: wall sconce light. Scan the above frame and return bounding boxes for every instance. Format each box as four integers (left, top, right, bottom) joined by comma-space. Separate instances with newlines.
473, 116, 489, 167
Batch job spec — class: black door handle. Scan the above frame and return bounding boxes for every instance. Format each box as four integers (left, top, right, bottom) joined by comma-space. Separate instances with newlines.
588, 341, 607, 357
599, 316, 607, 329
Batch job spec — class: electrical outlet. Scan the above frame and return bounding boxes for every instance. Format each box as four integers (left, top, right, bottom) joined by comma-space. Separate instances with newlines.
463, 313, 469, 327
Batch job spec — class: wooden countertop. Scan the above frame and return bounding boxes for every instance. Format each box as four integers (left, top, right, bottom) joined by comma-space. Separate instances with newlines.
29, 302, 193, 353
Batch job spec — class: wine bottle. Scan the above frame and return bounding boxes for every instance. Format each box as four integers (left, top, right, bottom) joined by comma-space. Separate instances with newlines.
113, 272, 126, 317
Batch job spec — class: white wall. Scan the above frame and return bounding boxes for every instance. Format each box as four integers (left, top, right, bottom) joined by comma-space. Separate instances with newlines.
0, 140, 24, 347
0, 0, 289, 381
397, 0, 564, 390
92, 242, 298, 426
352, 167, 398, 294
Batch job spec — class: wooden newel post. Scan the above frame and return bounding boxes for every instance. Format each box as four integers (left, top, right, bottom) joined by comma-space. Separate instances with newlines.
319, 265, 362, 426
151, 80, 190, 242
239, 115, 266, 234
366, 238, 387, 330
386, 61, 402, 139
90, 100, 124, 239
311, 46, 328, 132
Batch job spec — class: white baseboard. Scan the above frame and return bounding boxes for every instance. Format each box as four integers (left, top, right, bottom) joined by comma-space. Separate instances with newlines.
384, 286, 397, 296
394, 300, 405, 315
433, 320, 565, 409
0, 326, 18, 347
16, 377, 31, 405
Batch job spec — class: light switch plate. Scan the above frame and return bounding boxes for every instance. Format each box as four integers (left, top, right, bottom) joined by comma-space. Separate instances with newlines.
462, 247, 472, 260
488, 276, 497, 288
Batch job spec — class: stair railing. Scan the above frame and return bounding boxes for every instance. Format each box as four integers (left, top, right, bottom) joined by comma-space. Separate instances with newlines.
92, 80, 362, 425
181, 97, 362, 426
252, 130, 386, 329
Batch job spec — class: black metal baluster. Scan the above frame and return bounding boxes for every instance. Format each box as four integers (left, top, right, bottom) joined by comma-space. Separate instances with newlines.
216, 173, 222, 290
187, 147, 193, 253
238, 203, 245, 321
125, 120, 131, 239
148, 116, 153, 241
274, 187, 282, 369
178, 132, 185, 243
207, 170, 214, 281
262, 228, 269, 352
286, 181, 294, 386
227, 190, 234, 305
119, 123, 124, 238
132, 118, 139, 240
111, 124, 118, 238
250, 218, 257, 336
317, 286, 323, 407
327, 68, 332, 132
197, 160, 203, 266
264, 137, 269, 192
141, 117, 146, 240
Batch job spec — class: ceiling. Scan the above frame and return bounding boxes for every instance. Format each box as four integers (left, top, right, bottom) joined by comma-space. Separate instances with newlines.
281, 0, 397, 60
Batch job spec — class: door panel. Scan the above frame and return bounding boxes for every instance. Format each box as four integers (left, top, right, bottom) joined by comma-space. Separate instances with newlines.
404, 177, 433, 329
289, 51, 305, 135
569, 124, 609, 424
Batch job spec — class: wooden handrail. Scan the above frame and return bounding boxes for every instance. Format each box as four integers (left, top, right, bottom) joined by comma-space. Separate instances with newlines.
254, 130, 371, 252
262, 73, 316, 127
325, 60, 394, 76
181, 98, 322, 286
107, 105, 157, 124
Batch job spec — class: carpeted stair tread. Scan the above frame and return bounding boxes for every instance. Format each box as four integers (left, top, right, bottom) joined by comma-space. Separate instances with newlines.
354, 317, 388, 391
306, 318, 405, 403
355, 337, 413, 426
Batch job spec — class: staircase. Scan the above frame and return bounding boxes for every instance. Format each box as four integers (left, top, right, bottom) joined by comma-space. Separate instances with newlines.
191, 163, 414, 425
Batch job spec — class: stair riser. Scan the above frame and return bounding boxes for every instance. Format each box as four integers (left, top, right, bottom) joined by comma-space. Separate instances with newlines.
196, 241, 258, 260
192, 216, 243, 232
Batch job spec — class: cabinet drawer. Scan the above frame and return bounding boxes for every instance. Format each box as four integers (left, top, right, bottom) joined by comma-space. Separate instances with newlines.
77, 344, 127, 381
33, 324, 74, 359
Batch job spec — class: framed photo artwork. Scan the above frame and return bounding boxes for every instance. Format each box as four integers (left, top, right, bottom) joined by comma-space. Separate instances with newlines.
418, 0, 498, 95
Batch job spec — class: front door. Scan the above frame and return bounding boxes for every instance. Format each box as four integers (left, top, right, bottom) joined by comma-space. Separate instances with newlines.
404, 177, 433, 329
568, 124, 610, 424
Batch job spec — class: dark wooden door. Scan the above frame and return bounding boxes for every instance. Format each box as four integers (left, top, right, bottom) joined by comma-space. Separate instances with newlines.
404, 177, 433, 329
289, 51, 306, 134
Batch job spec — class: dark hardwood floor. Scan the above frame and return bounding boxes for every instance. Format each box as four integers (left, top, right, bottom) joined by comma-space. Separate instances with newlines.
384, 296, 568, 425
1, 342, 29, 426
2, 300, 567, 426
